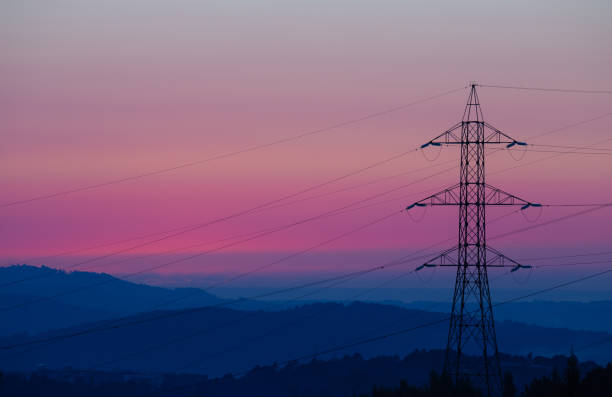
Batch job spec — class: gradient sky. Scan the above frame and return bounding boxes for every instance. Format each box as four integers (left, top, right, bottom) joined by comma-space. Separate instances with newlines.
1, 1, 612, 295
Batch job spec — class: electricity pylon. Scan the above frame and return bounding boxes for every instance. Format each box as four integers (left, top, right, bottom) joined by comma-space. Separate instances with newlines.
406, 83, 537, 396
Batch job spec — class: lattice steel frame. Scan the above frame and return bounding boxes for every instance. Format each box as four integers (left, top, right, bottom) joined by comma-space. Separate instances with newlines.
406, 84, 534, 396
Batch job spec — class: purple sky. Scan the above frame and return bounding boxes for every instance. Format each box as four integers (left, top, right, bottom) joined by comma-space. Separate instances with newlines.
1, 1, 611, 298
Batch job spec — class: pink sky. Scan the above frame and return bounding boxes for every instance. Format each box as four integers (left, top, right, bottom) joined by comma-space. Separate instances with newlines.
1, 1, 611, 283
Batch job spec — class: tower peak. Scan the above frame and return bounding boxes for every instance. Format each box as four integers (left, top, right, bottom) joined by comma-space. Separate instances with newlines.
462, 84, 484, 122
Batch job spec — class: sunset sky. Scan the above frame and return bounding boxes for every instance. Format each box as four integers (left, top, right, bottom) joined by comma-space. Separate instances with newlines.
1, 1, 611, 297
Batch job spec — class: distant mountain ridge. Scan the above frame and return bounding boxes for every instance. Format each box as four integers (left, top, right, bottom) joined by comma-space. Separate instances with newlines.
1, 301, 610, 377
395, 300, 612, 334
0, 265, 222, 311
0, 265, 223, 336
2, 264, 612, 339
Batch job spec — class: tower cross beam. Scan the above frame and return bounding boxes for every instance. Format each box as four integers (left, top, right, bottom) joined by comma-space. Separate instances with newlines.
415, 246, 531, 270
406, 184, 536, 208
421, 122, 525, 147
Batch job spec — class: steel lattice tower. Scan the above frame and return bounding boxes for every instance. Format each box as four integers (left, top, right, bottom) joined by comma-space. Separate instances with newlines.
406, 84, 537, 396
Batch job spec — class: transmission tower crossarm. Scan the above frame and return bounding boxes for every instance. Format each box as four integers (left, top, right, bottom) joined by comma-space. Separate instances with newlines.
483, 184, 535, 206
420, 122, 463, 147
415, 245, 532, 270
483, 122, 526, 146
405, 184, 537, 208
484, 246, 531, 271
405, 184, 460, 208
416, 246, 459, 270
420, 122, 527, 148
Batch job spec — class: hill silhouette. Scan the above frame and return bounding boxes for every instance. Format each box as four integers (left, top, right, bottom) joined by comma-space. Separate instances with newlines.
0, 265, 223, 336
2, 301, 610, 376
3, 265, 612, 339
400, 300, 612, 334
0, 351, 605, 397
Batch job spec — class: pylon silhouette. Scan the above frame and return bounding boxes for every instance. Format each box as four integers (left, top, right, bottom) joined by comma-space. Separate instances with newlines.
406, 83, 537, 396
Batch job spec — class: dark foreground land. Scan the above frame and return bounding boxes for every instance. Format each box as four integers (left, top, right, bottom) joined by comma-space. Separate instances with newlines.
1, 351, 610, 397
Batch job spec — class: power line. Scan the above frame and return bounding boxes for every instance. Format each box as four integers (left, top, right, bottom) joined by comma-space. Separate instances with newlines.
7, 107, 611, 276
7, 183, 438, 291
7, 107, 609, 291
0, 162, 455, 294
0, 148, 433, 287
173, 268, 426, 373
490, 204, 612, 241
523, 149, 612, 156
145, 264, 612, 397
0, 87, 465, 209
0, 206, 402, 314
179, 244, 577, 374
490, 136, 612, 177
5, 250, 607, 387
545, 203, 612, 207
8, 109, 610, 284
0, 163, 456, 312
40, 210, 526, 369
2, 142, 605, 350
498, 111, 612, 143
489, 257, 612, 282
3, 83, 612, 387
94, 253, 429, 371
520, 250, 612, 261
15, 159, 604, 315
7, 223, 217, 267
0, 166, 465, 332
144, 186, 477, 311
10, 156, 456, 268
5, 105, 609, 289
2, 202, 599, 358
37, 209, 522, 369
2, 107, 611, 353
0, 208, 524, 354
248, 159, 456, 214
235, 265, 612, 375
149, 252, 612, 378
142, 209, 401, 310
530, 144, 612, 152
478, 84, 612, 95
534, 258, 612, 268
496, 268, 612, 305
0, 252, 433, 351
